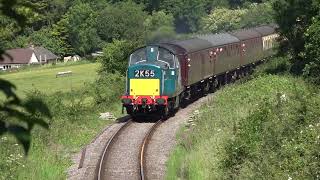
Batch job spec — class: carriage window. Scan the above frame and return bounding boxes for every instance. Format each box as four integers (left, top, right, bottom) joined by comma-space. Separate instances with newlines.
130, 48, 147, 65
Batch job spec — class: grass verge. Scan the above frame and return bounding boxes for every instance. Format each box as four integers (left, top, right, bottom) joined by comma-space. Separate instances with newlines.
166, 57, 320, 179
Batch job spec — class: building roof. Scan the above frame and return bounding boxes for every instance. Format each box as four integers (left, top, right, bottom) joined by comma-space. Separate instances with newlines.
0, 48, 33, 64
34, 46, 58, 61
0, 47, 58, 65
197, 33, 240, 47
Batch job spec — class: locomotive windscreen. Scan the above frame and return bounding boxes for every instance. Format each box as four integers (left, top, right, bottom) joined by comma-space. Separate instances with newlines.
129, 47, 175, 69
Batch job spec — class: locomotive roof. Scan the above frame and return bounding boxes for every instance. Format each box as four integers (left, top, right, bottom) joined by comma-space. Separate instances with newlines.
229, 29, 262, 40
197, 33, 240, 47
254, 26, 276, 36
169, 38, 213, 53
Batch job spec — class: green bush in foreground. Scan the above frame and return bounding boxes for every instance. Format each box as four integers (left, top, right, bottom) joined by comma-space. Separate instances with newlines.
166, 74, 320, 179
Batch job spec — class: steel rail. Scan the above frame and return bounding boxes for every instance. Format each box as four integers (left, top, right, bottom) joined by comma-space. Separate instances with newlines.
139, 120, 163, 180
96, 119, 132, 180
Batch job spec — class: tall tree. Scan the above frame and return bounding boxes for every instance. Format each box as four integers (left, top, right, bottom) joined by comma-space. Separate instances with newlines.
144, 11, 176, 43
303, 16, 320, 84
201, 7, 247, 33
99, 39, 136, 74
273, 0, 319, 73
160, 0, 207, 33
64, 2, 101, 56
239, 2, 274, 28
97, 1, 147, 43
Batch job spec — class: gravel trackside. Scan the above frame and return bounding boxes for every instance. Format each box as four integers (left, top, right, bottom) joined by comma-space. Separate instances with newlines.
145, 95, 214, 179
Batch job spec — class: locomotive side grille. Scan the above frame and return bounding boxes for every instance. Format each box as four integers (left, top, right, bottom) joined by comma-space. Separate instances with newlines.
130, 79, 160, 96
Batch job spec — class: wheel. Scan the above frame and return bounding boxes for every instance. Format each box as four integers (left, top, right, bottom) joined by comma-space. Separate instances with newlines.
126, 106, 134, 115
159, 106, 169, 120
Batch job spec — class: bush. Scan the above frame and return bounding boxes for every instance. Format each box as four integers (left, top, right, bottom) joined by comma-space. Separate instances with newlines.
24, 90, 88, 123
253, 56, 291, 77
99, 40, 137, 75
91, 72, 125, 106
224, 90, 320, 179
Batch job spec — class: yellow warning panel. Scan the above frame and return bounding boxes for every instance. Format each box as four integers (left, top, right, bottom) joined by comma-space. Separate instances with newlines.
130, 79, 160, 96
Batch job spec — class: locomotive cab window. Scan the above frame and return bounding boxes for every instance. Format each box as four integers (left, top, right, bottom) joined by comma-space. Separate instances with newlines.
158, 48, 175, 69
129, 47, 175, 69
130, 48, 147, 65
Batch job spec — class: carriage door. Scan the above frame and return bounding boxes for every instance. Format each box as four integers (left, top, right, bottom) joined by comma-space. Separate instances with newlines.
240, 42, 246, 66
210, 49, 217, 75
175, 56, 182, 92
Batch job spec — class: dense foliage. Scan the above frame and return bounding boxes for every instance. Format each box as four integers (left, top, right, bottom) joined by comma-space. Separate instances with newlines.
0, 0, 275, 56
97, 1, 147, 43
201, 2, 274, 33
273, 0, 320, 75
303, 16, 320, 84
99, 40, 137, 74
201, 8, 248, 33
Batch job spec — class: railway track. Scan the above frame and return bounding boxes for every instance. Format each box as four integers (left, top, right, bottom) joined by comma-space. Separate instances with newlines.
96, 118, 162, 180
139, 120, 162, 180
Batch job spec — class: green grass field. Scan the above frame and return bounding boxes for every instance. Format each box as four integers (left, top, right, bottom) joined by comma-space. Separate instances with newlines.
0, 63, 99, 97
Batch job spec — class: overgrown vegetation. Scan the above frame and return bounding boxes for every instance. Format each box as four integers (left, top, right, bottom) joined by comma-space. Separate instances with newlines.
303, 16, 320, 84
273, 0, 320, 83
166, 57, 320, 179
